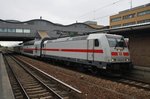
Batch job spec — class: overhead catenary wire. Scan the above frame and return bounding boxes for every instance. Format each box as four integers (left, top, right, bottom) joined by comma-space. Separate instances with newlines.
77, 0, 126, 19
76, 0, 131, 24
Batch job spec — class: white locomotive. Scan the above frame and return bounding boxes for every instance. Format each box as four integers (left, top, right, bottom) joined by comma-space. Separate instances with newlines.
18, 33, 133, 73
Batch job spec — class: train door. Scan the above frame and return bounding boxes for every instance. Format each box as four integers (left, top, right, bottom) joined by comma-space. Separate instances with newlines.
34, 44, 40, 57
87, 39, 94, 61
93, 39, 100, 61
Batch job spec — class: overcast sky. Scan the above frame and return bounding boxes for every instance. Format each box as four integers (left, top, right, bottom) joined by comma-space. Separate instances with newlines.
0, 0, 149, 46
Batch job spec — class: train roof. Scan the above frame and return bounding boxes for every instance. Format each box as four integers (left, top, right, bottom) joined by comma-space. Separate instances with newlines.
87, 33, 122, 39
45, 33, 123, 43
47, 35, 88, 43
87, 33, 106, 39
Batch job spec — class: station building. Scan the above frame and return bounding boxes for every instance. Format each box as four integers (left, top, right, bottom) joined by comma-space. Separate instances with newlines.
110, 3, 150, 28
0, 19, 101, 41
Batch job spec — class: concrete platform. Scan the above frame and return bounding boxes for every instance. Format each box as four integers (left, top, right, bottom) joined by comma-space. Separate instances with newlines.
0, 53, 14, 99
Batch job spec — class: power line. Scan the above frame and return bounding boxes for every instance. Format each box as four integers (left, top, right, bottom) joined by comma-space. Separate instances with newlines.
77, 0, 125, 19
93, 14, 113, 20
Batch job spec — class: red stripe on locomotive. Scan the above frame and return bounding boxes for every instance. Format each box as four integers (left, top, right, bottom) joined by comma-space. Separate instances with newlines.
23, 48, 103, 53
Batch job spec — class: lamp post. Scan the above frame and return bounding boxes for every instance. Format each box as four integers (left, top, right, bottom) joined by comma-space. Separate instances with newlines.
130, 0, 132, 9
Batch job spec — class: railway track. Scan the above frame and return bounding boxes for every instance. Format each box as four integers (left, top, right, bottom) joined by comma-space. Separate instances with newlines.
4, 54, 81, 99
5, 56, 25, 99
13, 53, 150, 92
117, 76, 150, 91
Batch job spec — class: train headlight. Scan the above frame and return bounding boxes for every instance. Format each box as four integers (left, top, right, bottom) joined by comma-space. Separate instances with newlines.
111, 58, 116, 62
125, 58, 129, 62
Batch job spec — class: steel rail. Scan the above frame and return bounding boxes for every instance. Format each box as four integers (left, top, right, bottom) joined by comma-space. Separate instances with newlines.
118, 76, 150, 91
4, 55, 30, 99
14, 55, 82, 94
9, 55, 64, 99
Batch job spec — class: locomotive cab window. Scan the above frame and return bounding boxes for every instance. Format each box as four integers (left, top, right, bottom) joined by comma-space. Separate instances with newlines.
94, 39, 99, 47
107, 36, 127, 48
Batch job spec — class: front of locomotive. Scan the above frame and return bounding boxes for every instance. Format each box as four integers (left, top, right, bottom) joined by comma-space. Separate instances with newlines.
105, 34, 133, 73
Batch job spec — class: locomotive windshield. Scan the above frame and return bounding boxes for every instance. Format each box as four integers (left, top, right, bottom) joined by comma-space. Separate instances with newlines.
107, 36, 127, 48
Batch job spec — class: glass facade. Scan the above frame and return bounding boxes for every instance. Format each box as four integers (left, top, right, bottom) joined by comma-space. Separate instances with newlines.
0, 28, 7, 32
23, 29, 30, 33
111, 24, 121, 28
111, 17, 121, 22
137, 19, 150, 24
123, 13, 135, 19
0, 28, 31, 33
16, 29, 23, 33
8, 28, 16, 33
123, 22, 135, 26
137, 10, 150, 16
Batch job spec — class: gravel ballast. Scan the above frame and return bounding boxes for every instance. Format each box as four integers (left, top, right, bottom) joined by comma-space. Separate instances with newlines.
16, 55, 150, 99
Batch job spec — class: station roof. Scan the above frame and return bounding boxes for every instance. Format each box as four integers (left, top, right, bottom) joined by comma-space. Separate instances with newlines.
0, 19, 101, 30
88, 22, 150, 34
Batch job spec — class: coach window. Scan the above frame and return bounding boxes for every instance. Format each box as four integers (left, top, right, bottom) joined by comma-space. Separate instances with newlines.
94, 39, 99, 47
